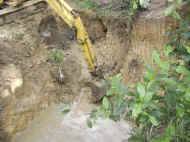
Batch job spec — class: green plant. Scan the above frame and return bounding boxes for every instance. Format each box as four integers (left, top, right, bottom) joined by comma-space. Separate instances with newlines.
87, 74, 128, 127
127, 1, 190, 141
166, 6, 190, 69
164, 0, 183, 20
128, 48, 189, 141
122, 0, 139, 17
101, 74, 128, 121
73, 0, 98, 9
49, 49, 64, 64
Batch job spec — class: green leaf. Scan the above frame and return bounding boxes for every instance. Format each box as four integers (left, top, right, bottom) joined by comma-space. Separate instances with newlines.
164, 5, 175, 16
112, 101, 127, 120
144, 65, 155, 81
144, 92, 153, 103
110, 74, 122, 92
102, 97, 110, 110
171, 10, 181, 20
164, 45, 174, 56
60, 104, 71, 115
137, 83, 146, 98
159, 61, 170, 72
161, 77, 177, 87
107, 74, 128, 97
165, 124, 175, 138
152, 124, 175, 142
106, 89, 113, 96
176, 0, 183, 5
149, 115, 159, 126
132, 103, 142, 118
87, 119, 93, 128
132, 1, 138, 9
152, 50, 161, 64
176, 65, 190, 75
176, 104, 185, 118
185, 45, 190, 54
185, 88, 190, 101
152, 51, 170, 72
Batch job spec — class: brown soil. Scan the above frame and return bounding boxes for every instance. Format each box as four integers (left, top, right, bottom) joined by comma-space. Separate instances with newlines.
0, 2, 86, 140
122, 0, 169, 83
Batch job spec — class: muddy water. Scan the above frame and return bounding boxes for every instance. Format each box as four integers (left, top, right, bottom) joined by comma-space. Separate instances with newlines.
12, 88, 132, 142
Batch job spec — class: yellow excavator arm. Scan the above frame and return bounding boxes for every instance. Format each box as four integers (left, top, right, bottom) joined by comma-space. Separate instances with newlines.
46, 0, 96, 71
0, 0, 3, 5
0, 0, 96, 71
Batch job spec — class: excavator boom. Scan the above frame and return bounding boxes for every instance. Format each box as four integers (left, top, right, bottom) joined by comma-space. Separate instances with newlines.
46, 0, 96, 71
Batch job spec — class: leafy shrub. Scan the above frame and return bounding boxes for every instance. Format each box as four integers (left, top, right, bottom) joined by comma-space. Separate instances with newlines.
87, 74, 128, 127
49, 49, 64, 64
128, 48, 190, 141
98, 74, 128, 120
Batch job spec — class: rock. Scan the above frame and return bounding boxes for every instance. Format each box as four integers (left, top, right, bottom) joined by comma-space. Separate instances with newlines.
84, 81, 106, 103
0, 64, 23, 98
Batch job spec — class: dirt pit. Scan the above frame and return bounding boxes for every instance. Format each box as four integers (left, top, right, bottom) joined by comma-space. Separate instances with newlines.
0, 1, 132, 141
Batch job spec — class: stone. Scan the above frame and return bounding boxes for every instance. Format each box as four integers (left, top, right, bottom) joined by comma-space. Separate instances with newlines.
0, 64, 23, 97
